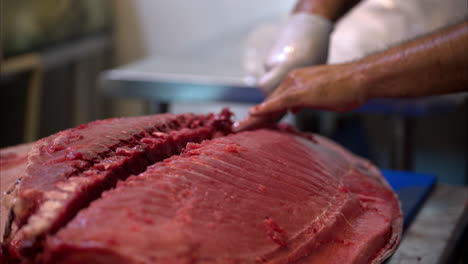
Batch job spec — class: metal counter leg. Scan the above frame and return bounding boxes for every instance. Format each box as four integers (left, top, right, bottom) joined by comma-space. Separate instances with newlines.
148, 101, 169, 114
391, 115, 413, 170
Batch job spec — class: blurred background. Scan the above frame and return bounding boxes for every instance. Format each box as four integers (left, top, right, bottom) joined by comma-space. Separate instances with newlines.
1, 0, 467, 185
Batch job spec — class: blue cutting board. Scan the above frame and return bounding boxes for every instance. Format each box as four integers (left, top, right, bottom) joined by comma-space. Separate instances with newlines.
382, 170, 436, 229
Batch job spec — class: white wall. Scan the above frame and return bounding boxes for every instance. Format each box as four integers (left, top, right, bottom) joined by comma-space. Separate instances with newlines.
111, 0, 295, 117
113, 0, 295, 65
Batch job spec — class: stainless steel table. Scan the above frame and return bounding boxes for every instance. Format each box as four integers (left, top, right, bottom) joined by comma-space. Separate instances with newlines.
389, 185, 468, 264
100, 56, 263, 104
100, 24, 265, 104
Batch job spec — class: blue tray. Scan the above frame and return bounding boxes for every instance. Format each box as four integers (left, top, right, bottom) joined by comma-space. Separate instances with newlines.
382, 170, 437, 228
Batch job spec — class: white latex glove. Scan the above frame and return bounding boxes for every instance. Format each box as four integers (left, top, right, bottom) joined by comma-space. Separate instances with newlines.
328, 0, 468, 64
259, 13, 333, 94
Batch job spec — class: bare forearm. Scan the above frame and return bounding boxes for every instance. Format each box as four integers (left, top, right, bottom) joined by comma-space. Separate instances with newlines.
236, 22, 468, 131
293, 0, 361, 21
359, 21, 468, 99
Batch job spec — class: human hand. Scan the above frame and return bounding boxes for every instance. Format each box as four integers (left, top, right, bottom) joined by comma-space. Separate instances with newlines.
259, 13, 332, 94
233, 63, 367, 132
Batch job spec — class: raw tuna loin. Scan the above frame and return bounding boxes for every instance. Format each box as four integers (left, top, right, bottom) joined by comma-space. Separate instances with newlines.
44, 129, 402, 264
3, 110, 232, 261
0, 142, 35, 243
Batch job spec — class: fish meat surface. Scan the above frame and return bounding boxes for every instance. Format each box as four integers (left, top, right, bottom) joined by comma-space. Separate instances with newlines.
3, 110, 232, 261
45, 129, 402, 264
1, 111, 401, 263
1, 142, 35, 242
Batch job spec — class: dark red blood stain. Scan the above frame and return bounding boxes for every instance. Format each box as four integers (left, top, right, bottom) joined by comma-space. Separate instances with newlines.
308, 227, 318, 235
263, 217, 288, 247
339, 186, 349, 193
76, 124, 88, 129
216, 108, 233, 121
213, 108, 233, 133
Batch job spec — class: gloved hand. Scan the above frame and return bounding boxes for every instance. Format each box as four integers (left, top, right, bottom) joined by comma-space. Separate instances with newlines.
259, 13, 333, 94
